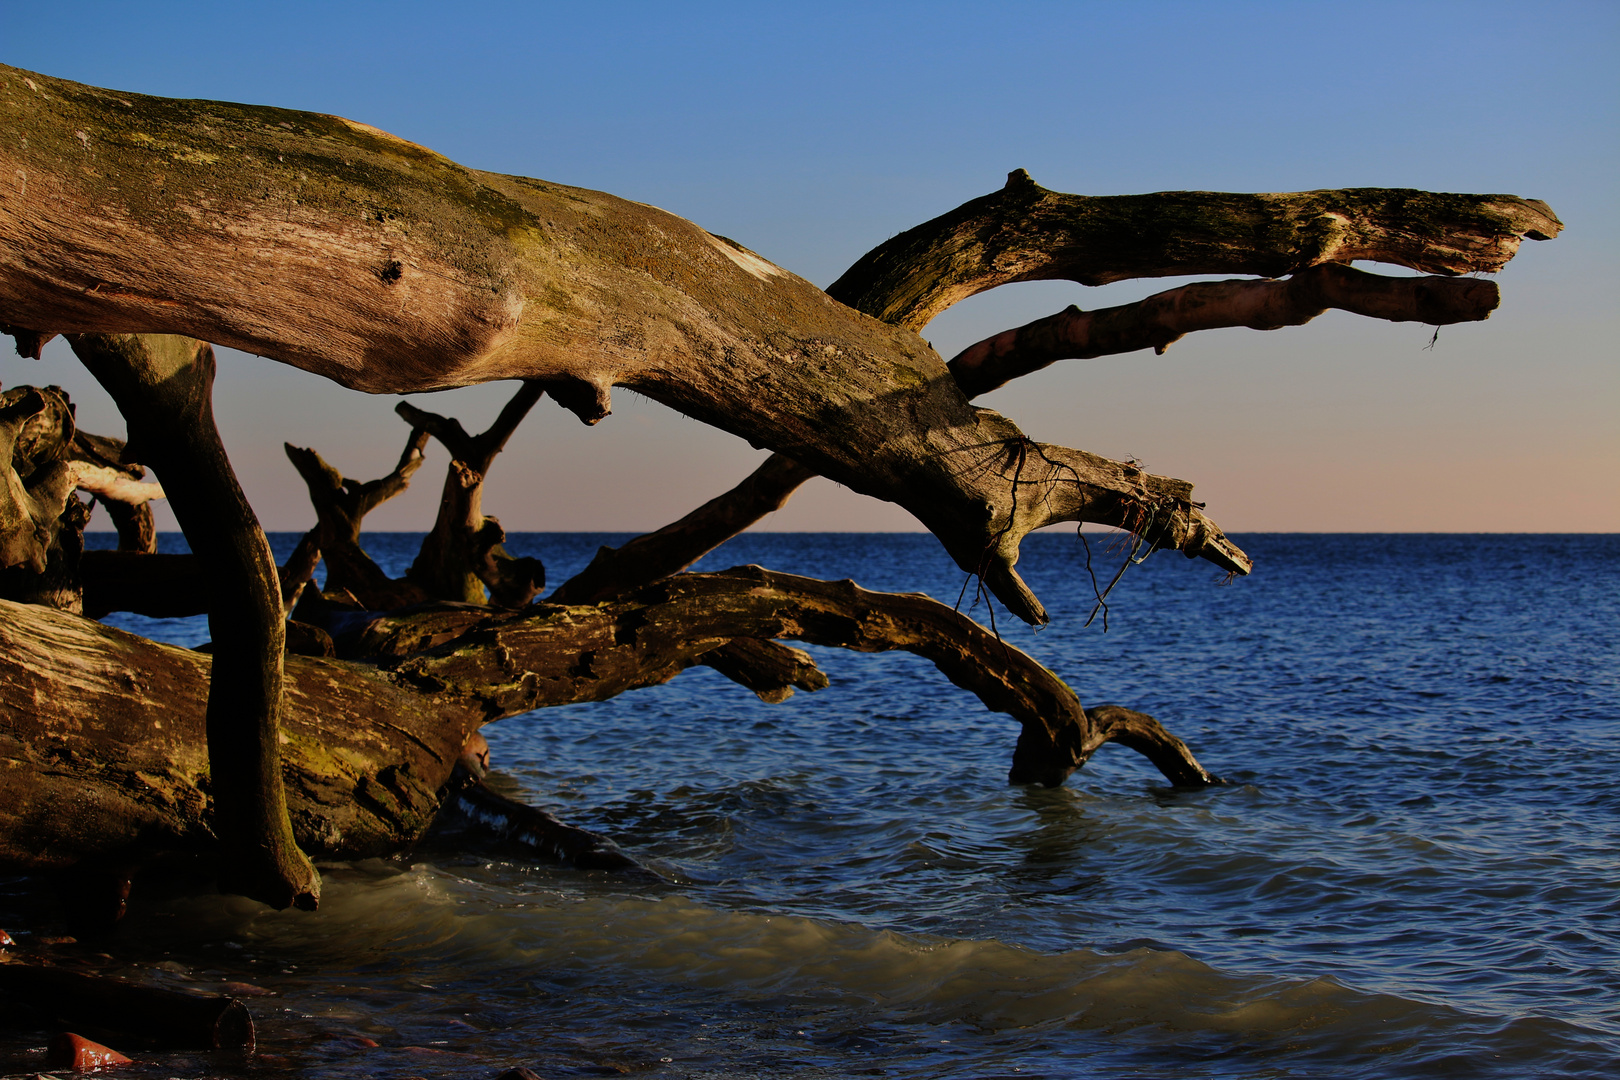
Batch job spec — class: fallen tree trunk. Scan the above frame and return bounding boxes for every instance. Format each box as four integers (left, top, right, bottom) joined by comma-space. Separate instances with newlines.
0, 596, 485, 870
0, 64, 1556, 623
0, 568, 1213, 872
0, 65, 1562, 908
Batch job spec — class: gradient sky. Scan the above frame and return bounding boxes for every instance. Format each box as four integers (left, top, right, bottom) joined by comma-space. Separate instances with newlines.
3, 0, 1615, 534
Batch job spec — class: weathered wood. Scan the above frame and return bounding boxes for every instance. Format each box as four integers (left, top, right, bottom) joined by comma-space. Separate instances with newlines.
1, 568, 1214, 871
65, 333, 318, 911
1010, 704, 1218, 788
948, 263, 1507, 398
395, 382, 545, 476
68, 429, 162, 554
695, 637, 829, 704
548, 436, 1246, 624
444, 766, 642, 872
0, 321, 55, 359
0, 596, 484, 869
396, 383, 546, 604
0, 66, 1561, 887
284, 428, 428, 548
276, 529, 321, 609
359, 566, 1213, 786
830, 168, 1561, 330
548, 453, 814, 605
5, 65, 1531, 621
0, 385, 77, 576
283, 432, 433, 609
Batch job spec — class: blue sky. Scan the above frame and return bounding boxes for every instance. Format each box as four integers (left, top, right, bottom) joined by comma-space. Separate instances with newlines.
3, 1, 1615, 532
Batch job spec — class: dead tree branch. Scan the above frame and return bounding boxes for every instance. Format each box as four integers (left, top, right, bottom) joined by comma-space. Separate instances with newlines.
829, 168, 1562, 330
948, 263, 1505, 396
548, 453, 814, 605
66, 429, 163, 554
0, 66, 1553, 624
1, 566, 1214, 871
396, 382, 546, 604
395, 381, 545, 475
283, 429, 432, 610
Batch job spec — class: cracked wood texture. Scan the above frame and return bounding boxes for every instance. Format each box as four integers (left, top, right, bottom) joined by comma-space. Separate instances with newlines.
830, 168, 1560, 330
0, 66, 1555, 624
0, 64, 1050, 620
0, 597, 484, 870
0, 569, 1213, 870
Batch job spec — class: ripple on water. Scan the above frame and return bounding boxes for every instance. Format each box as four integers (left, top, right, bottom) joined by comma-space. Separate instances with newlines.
46, 532, 1618, 1078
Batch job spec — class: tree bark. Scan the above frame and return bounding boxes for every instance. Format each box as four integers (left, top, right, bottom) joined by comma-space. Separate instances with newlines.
395, 383, 546, 605
1, 568, 1214, 871
829, 167, 1561, 330
0, 66, 1553, 623
947, 262, 1507, 397
64, 333, 318, 911
283, 431, 433, 609
0, 596, 485, 871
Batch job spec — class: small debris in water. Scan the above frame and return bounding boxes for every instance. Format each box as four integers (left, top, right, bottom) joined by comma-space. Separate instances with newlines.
48, 1032, 132, 1070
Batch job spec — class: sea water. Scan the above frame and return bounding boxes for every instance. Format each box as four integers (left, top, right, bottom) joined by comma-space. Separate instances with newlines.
2, 533, 1615, 1078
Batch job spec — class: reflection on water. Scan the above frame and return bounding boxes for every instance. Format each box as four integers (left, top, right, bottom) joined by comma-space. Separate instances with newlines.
4, 532, 1614, 1078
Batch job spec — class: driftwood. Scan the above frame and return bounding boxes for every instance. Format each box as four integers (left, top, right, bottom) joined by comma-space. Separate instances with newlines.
283, 429, 432, 610
396, 382, 547, 605
0, 568, 1214, 872
828, 168, 1559, 328
444, 765, 642, 872
66, 333, 319, 910
0, 64, 1560, 907
67, 428, 162, 554
945, 262, 1507, 397
0, 64, 1560, 623
0, 385, 79, 589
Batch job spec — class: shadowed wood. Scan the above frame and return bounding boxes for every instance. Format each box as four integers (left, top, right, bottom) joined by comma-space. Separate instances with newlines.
283, 431, 433, 610
65, 332, 318, 911
830, 168, 1560, 330
396, 383, 546, 605
1, 569, 1215, 871
0, 66, 1551, 622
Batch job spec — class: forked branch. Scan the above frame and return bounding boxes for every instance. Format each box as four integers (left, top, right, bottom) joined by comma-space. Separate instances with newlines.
830, 168, 1562, 329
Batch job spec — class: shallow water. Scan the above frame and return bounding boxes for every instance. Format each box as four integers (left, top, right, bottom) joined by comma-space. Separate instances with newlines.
4, 533, 1616, 1078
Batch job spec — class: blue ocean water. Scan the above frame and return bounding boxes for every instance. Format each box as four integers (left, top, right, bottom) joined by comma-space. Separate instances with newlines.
21, 532, 1620, 1078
